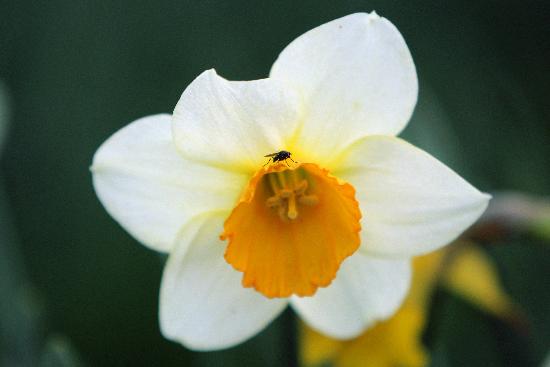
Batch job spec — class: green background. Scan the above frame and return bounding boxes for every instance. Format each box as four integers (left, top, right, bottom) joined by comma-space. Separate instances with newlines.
1, 1, 548, 366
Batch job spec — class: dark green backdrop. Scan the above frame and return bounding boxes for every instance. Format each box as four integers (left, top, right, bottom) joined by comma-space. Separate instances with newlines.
1, 1, 549, 366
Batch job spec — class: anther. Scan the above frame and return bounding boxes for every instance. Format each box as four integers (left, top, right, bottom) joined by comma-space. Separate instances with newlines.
299, 195, 319, 206
266, 196, 281, 208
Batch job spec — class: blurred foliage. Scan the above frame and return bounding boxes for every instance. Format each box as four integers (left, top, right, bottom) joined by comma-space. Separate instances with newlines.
0, 0, 548, 366
426, 235, 550, 367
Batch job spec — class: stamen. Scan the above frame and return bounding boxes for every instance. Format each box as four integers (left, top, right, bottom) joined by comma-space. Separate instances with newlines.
268, 173, 280, 194
295, 179, 308, 194
277, 171, 288, 188
265, 168, 319, 221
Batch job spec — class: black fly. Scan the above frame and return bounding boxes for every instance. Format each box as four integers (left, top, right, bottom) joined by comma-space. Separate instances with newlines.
263, 150, 297, 167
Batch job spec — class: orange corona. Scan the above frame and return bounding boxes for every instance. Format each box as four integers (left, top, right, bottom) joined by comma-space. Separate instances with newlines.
221, 162, 362, 298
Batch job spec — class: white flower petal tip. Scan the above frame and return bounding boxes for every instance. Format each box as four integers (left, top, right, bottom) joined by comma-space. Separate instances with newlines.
91, 114, 246, 253
172, 69, 301, 172
270, 12, 418, 161
290, 254, 412, 339
159, 214, 288, 351
336, 136, 491, 258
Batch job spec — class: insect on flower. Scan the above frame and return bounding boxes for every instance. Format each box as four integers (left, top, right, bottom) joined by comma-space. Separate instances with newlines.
263, 150, 297, 167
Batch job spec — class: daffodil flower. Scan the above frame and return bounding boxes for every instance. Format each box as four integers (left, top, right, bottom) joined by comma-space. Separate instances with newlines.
91, 12, 489, 350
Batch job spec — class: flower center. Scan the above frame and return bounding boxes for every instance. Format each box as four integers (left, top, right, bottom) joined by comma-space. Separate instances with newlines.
220, 162, 362, 298
265, 169, 319, 221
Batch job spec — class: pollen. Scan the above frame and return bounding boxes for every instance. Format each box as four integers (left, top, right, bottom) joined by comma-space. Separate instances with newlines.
220, 162, 361, 298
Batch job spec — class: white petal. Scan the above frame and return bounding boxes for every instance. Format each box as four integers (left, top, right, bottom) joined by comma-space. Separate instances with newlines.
270, 12, 417, 162
290, 253, 411, 339
335, 136, 491, 257
172, 69, 301, 172
91, 114, 247, 252
159, 213, 287, 351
